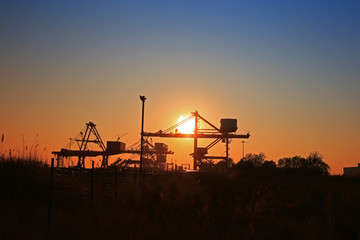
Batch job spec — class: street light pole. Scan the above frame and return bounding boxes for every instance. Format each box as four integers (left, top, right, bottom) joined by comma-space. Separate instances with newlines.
140, 95, 146, 172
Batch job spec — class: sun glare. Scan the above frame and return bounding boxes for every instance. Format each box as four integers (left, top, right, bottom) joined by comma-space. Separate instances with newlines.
177, 115, 195, 134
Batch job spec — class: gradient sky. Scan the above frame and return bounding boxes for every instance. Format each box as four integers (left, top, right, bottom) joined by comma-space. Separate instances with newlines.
1, 0, 359, 173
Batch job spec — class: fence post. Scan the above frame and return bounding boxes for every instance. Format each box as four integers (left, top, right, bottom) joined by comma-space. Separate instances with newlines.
47, 158, 55, 237
114, 166, 118, 201
90, 161, 94, 204
134, 165, 137, 184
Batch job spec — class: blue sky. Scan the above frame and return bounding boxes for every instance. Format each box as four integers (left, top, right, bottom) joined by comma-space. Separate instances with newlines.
2, 0, 359, 88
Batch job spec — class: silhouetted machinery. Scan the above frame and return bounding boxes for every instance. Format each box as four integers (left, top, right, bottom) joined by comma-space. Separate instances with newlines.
52, 121, 173, 168
111, 139, 172, 169
143, 111, 250, 170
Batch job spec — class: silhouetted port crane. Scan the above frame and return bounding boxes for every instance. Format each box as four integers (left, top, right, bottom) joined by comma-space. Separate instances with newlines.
143, 111, 250, 170
52, 122, 108, 168
52, 121, 173, 168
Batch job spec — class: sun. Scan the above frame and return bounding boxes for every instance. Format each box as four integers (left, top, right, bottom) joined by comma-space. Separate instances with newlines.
176, 115, 195, 134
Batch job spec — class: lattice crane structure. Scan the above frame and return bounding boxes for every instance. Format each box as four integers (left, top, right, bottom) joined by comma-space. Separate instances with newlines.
52, 121, 173, 168
143, 111, 250, 170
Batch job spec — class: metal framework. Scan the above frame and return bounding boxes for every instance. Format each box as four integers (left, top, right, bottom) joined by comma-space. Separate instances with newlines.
143, 111, 250, 170
111, 138, 173, 169
74, 121, 107, 168
52, 121, 173, 168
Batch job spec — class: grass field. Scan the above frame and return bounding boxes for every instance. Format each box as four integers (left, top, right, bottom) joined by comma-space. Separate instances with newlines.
1, 159, 360, 240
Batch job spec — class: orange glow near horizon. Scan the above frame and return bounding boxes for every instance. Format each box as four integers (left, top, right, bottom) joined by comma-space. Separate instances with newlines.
0, 108, 358, 174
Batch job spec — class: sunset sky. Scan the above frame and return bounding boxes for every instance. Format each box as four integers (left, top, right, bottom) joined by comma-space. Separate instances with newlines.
1, 0, 359, 173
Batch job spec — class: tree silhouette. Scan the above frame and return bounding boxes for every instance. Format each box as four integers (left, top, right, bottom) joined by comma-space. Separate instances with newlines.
198, 159, 215, 170
213, 158, 234, 169
278, 155, 305, 168
261, 160, 277, 169
278, 152, 330, 176
198, 158, 235, 170
236, 152, 267, 167
306, 152, 330, 176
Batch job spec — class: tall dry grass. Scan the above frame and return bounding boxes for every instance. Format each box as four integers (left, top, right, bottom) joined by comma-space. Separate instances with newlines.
1, 160, 360, 240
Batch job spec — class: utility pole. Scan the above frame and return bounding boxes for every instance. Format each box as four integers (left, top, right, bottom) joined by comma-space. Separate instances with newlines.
140, 95, 146, 172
